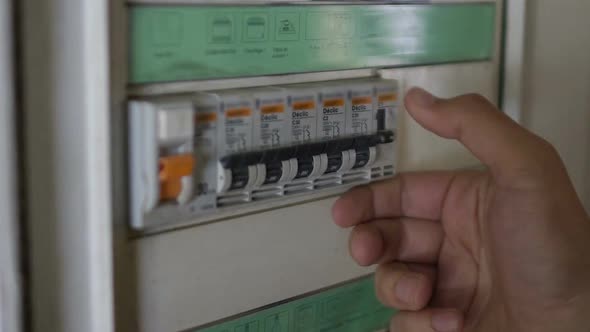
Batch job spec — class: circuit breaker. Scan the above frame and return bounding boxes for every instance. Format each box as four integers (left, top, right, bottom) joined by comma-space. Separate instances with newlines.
129, 79, 398, 230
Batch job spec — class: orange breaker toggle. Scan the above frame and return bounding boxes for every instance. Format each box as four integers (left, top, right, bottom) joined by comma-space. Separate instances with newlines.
159, 154, 195, 202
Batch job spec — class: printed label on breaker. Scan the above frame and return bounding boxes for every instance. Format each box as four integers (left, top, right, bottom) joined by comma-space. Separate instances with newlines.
291, 99, 317, 143
258, 103, 286, 148
319, 98, 345, 140
350, 96, 374, 135
222, 106, 253, 154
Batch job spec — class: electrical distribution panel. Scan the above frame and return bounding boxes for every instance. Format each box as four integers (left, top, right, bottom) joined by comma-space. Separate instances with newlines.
122, 2, 498, 332
129, 78, 399, 230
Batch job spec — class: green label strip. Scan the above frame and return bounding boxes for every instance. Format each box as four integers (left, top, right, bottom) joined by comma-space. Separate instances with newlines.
129, 3, 496, 84
188, 276, 395, 332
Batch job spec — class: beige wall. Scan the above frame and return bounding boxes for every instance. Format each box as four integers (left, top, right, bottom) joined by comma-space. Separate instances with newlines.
523, 0, 590, 212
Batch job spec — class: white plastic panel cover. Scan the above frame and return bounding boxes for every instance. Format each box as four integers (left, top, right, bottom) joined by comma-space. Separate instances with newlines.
113, 1, 503, 332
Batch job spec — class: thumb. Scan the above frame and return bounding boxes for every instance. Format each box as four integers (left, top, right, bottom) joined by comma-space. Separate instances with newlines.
403, 87, 561, 186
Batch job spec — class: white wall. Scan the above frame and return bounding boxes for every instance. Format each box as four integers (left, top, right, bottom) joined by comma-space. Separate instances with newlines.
522, 0, 590, 212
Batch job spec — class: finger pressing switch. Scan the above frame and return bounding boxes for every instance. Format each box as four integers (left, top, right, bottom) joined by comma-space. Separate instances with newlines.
159, 154, 195, 204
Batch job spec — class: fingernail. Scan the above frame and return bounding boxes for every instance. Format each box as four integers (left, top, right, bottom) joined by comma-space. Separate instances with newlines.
408, 87, 436, 107
431, 310, 461, 332
394, 274, 422, 306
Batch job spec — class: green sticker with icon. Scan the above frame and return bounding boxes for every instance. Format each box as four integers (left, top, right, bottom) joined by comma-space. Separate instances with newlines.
186, 275, 395, 332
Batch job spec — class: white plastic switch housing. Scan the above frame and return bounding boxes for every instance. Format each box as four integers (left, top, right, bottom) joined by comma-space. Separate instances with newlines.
178, 176, 194, 205
367, 146, 378, 167
253, 164, 267, 188
217, 163, 232, 194
337, 151, 352, 174
287, 159, 298, 181
130, 101, 159, 216
310, 154, 328, 179
278, 160, 292, 183
339, 150, 357, 173
245, 165, 258, 190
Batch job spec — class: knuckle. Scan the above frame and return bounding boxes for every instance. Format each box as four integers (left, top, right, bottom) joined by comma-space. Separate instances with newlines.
535, 137, 561, 161
375, 264, 399, 306
525, 137, 562, 172
374, 264, 389, 304
501, 132, 565, 189
501, 137, 564, 188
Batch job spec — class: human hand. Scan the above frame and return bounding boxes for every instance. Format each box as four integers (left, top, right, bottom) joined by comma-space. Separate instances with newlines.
332, 88, 590, 332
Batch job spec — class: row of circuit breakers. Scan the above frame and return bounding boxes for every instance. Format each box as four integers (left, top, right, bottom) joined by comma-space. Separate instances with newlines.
129, 78, 398, 230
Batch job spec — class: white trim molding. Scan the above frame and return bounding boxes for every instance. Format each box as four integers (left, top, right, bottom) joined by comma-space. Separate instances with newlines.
502, 0, 527, 123
21, 0, 114, 331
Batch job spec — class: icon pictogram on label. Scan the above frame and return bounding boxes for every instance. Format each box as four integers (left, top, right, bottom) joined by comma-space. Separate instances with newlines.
243, 14, 268, 42
265, 312, 289, 332
208, 15, 234, 44
276, 13, 300, 41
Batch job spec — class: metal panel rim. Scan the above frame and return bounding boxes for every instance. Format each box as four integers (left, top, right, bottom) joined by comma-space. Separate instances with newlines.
126, 60, 494, 97
127, 69, 376, 96
127, 0, 441, 6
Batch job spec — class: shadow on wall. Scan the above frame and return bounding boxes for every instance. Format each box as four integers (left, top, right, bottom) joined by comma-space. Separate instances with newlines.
522, 0, 590, 213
